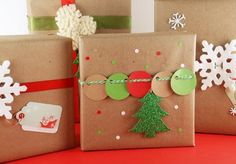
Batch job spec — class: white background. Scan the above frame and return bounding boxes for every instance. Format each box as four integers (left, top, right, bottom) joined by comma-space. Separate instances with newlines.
0, 0, 154, 35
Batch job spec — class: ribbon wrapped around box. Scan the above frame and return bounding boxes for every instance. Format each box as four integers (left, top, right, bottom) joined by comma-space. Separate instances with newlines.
155, 0, 236, 135
79, 32, 197, 150
27, 0, 131, 34
0, 35, 76, 162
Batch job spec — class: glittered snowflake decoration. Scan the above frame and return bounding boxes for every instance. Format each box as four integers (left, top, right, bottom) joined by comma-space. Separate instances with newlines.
230, 108, 236, 116
195, 40, 236, 90
168, 12, 186, 30
55, 4, 97, 50
0, 60, 27, 119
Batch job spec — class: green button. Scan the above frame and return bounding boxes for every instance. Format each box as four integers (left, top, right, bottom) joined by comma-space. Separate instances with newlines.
105, 73, 129, 100
171, 69, 197, 96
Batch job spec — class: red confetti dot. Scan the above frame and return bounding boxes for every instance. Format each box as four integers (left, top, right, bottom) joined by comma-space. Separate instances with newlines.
85, 56, 90, 61
127, 71, 152, 98
156, 51, 161, 56
96, 110, 102, 115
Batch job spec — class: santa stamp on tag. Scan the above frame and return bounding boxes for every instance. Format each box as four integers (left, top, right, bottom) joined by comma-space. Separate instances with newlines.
16, 102, 62, 134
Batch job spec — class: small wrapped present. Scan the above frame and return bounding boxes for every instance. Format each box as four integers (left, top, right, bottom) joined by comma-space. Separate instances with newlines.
27, 0, 132, 123
0, 35, 76, 162
79, 32, 197, 150
155, 0, 236, 135
27, 0, 131, 34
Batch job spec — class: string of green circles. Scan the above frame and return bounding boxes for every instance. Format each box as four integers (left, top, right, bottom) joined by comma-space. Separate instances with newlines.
82, 68, 197, 101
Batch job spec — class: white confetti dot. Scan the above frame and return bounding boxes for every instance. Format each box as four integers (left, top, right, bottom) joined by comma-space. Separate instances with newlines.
134, 49, 140, 54
116, 135, 121, 140
121, 111, 126, 116
174, 105, 179, 110
181, 64, 185, 68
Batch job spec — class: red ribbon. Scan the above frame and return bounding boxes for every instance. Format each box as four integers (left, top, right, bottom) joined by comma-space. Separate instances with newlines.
72, 51, 80, 123
21, 78, 74, 93
61, 0, 75, 6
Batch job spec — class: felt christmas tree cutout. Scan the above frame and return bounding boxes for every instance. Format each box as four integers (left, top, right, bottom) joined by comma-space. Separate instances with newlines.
131, 92, 170, 138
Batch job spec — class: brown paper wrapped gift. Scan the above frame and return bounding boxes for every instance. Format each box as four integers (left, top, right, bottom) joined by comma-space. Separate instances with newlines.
79, 32, 196, 150
0, 35, 76, 162
27, 0, 131, 34
155, 0, 236, 135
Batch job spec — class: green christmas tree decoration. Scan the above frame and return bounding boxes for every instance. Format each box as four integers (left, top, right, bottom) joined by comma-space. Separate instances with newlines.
73, 50, 80, 78
73, 49, 80, 64
74, 69, 80, 78
73, 56, 79, 65
131, 92, 170, 138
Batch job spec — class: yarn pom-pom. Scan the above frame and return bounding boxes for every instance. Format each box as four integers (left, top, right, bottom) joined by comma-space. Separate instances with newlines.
55, 4, 96, 50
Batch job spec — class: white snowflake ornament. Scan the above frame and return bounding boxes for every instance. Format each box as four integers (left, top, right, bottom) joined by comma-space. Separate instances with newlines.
0, 60, 27, 119
230, 108, 236, 116
169, 12, 186, 30
55, 4, 96, 50
195, 40, 236, 90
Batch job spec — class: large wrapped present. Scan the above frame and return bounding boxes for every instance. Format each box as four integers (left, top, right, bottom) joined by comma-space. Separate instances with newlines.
0, 35, 76, 162
27, 0, 131, 34
155, 0, 236, 135
79, 32, 197, 150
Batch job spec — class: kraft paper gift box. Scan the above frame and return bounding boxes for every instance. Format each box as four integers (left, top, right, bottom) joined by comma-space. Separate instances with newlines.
155, 0, 236, 135
0, 35, 76, 162
27, 0, 131, 34
79, 32, 197, 150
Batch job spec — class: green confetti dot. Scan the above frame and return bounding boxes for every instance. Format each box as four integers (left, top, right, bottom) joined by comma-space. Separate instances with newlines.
111, 60, 117, 65
144, 65, 149, 70
177, 41, 184, 48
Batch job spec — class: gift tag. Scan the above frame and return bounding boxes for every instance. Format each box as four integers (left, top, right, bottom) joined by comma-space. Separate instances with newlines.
225, 85, 236, 116
16, 102, 62, 134
225, 86, 236, 106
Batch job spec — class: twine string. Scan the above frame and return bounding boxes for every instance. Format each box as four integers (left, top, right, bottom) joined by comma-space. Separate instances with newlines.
80, 75, 193, 86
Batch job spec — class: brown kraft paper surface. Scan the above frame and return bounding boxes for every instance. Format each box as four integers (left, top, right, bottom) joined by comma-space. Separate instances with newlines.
79, 32, 196, 150
0, 35, 75, 162
155, 0, 236, 135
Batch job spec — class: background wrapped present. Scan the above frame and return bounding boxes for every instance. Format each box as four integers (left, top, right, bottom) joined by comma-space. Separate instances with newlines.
79, 32, 196, 151
155, 0, 236, 135
0, 35, 76, 162
27, 0, 131, 34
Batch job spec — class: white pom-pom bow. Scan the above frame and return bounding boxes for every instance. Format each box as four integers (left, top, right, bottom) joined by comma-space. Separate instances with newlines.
55, 4, 97, 50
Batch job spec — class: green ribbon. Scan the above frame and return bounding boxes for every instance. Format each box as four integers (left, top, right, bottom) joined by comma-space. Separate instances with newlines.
93, 16, 131, 29
28, 16, 131, 31
28, 16, 58, 31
